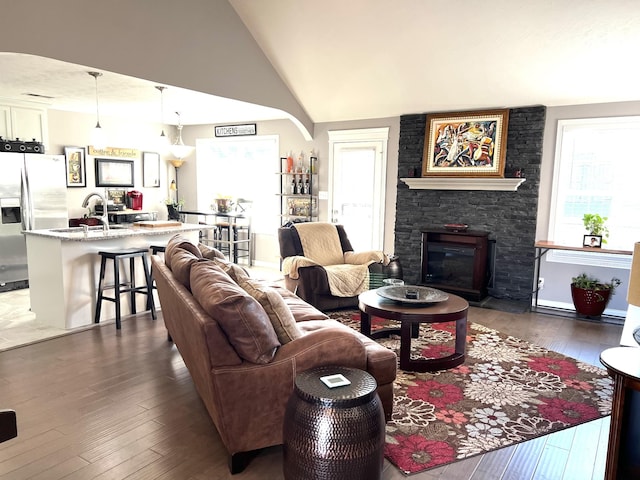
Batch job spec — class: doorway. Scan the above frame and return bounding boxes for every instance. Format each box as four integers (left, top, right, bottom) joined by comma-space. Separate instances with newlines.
328, 128, 389, 251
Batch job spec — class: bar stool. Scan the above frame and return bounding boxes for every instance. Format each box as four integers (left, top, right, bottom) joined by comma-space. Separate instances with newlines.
150, 245, 166, 256
149, 244, 166, 312
95, 248, 156, 329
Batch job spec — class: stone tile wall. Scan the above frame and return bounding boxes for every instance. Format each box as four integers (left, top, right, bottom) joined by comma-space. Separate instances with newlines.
394, 106, 546, 302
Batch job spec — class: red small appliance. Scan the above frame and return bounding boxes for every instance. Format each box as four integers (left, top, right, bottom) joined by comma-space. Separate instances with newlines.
126, 190, 143, 210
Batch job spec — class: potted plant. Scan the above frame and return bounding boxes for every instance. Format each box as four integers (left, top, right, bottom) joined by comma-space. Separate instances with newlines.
165, 198, 185, 221
583, 213, 609, 245
570, 273, 621, 317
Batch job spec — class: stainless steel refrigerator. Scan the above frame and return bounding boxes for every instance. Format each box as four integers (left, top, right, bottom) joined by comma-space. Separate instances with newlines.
0, 152, 68, 291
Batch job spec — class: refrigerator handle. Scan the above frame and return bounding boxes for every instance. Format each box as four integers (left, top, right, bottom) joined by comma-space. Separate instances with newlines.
21, 162, 33, 231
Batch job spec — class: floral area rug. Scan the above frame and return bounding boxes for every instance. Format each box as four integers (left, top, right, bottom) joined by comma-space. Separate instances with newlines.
327, 310, 614, 475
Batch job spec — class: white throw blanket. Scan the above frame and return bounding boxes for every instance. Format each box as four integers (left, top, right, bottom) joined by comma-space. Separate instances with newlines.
282, 223, 390, 297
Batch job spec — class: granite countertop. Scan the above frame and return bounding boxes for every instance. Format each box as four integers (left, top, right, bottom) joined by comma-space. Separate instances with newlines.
24, 223, 203, 242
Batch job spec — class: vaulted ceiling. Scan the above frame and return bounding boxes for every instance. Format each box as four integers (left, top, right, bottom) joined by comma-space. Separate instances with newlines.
1, 1, 639, 128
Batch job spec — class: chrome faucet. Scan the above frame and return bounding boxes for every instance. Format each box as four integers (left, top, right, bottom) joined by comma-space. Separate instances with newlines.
81, 192, 110, 231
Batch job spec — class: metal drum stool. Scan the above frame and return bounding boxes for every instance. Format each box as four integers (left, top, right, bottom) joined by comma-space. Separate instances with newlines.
95, 248, 156, 329
283, 366, 385, 480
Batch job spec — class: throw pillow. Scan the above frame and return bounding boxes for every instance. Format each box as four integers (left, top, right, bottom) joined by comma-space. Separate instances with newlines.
170, 248, 203, 290
190, 261, 280, 364
165, 234, 202, 268
212, 257, 249, 283
198, 242, 226, 260
238, 278, 302, 344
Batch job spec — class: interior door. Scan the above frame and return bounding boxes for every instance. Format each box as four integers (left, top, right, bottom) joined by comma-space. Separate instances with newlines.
328, 128, 388, 251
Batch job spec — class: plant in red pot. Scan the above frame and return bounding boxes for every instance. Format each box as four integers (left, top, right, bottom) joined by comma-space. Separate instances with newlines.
570, 273, 621, 317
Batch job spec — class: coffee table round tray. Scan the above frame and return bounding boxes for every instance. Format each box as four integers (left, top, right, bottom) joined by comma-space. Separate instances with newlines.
376, 285, 449, 304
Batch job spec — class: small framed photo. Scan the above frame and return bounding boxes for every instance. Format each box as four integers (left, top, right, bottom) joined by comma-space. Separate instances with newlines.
64, 146, 86, 187
583, 235, 602, 248
142, 151, 160, 187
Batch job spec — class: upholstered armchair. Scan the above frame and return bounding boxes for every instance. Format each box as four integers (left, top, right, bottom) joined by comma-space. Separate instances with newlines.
278, 222, 402, 310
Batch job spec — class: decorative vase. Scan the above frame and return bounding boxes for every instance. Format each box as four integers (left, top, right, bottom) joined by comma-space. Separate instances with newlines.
570, 284, 612, 317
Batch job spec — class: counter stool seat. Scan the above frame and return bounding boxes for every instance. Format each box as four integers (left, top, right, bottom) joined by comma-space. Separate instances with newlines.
95, 248, 156, 329
150, 245, 166, 255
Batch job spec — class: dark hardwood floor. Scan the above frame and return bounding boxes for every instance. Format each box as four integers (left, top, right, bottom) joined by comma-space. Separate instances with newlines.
0, 307, 622, 480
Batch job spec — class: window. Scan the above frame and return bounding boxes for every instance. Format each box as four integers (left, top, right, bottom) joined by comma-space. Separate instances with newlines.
550, 117, 640, 261
196, 136, 279, 235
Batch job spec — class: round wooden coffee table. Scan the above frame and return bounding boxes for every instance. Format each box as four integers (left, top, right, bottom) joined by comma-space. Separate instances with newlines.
358, 288, 469, 372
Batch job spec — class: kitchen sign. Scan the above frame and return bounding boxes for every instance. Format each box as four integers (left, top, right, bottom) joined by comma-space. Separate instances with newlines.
214, 123, 257, 137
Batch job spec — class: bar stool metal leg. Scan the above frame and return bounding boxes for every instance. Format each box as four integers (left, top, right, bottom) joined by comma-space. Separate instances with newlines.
113, 256, 122, 329
141, 255, 156, 320
94, 255, 108, 325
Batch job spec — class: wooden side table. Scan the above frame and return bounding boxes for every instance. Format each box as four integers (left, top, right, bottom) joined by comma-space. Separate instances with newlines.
283, 366, 385, 480
600, 347, 640, 480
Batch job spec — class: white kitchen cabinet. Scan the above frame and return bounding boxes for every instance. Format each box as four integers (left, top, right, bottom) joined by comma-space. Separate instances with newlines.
0, 103, 48, 146
0, 105, 11, 139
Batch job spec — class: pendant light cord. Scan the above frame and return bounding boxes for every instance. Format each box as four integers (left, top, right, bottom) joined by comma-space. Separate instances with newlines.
88, 71, 103, 128
156, 86, 167, 137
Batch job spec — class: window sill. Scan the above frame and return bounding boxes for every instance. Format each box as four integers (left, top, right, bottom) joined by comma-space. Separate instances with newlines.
401, 177, 526, 191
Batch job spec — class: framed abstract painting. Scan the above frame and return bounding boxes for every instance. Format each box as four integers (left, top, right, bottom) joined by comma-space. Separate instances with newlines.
422, 109, 509, 178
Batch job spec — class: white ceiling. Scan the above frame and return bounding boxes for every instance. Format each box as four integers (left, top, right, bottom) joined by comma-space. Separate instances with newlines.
2, 0, 640, 128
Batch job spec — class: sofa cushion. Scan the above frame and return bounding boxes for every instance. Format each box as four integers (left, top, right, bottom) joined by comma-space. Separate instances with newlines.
198, 242, 226, 260
165, 234, 202, 268
274, 286, 329, 322
212, 257, 250, 283
190, 261, 280, 364
169, 248, 202, 290
238, 278, 302, 344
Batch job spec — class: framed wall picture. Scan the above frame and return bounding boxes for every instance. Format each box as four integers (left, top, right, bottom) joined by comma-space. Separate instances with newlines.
142, 151, 160, 187
64, 146, 86, 187
95, 158, 134, 187
422, 109, 509, 178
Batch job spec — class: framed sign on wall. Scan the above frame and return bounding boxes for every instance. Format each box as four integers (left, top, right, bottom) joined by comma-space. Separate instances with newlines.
142, 151, 160, 187
95, 158, 134, 187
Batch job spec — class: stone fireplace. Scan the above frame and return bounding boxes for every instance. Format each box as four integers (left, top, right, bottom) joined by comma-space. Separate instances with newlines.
394, 106, 546, 305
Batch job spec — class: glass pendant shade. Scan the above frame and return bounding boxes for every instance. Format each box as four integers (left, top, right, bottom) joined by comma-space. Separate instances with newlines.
158, 130, 170, 152
170, 112, 194, 159
91, 125, 107, 150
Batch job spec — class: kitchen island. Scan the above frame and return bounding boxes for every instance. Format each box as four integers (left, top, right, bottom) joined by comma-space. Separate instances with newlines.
24, 223, 202, 330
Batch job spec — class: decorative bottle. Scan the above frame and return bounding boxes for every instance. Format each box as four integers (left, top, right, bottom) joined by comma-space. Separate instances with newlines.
286, 151, 294, 173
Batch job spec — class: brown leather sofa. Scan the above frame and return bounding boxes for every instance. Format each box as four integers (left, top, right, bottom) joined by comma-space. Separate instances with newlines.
278, 223, 403, 311
152, 235, 397, 474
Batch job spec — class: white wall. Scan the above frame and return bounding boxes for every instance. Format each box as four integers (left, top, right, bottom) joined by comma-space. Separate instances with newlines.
535, 100, 640, 315
47, 110, 173, 220
179, 117, 399, 268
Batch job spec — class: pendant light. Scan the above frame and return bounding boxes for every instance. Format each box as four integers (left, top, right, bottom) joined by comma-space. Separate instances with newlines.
169, 112, 194, 160
155, 86, 170, 152
88, 71, 107, 149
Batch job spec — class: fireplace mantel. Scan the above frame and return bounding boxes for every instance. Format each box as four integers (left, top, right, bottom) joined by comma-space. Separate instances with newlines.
400, 177, 526, 191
